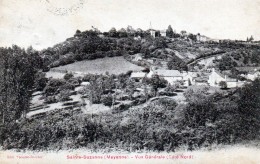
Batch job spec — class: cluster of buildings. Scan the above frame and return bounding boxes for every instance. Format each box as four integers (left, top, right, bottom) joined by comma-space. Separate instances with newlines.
148, 28, 210, 42
131, 67, 259, 88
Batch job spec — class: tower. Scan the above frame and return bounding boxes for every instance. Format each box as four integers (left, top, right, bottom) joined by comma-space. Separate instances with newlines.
149, 21, 156, 37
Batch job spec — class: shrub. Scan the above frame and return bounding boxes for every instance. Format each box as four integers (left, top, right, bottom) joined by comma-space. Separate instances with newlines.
34, 72, 48, 91
58, 90, 72, 102
59, 82, 75, 91
45, 96, 57, 104
100, 94, 113, 106
64, 72, 74, 80
219, 81, 227, 89
82, 74, 97, 82
150, 74, 168, 92
68, 78, 80, 87
44, 79, 74, 96
165, 84, 177, 93
157, 98, 178, 110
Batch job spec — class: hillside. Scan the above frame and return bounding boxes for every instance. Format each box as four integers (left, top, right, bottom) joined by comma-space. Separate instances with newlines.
40, 30, 260, 73
1, 29, 260, 154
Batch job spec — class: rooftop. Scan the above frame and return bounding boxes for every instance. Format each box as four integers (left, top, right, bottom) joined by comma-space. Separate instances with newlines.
131, 72, 147, 78
154, 69, 182, 77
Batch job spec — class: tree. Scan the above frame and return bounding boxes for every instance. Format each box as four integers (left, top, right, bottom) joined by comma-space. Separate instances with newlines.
126, 25, 135, 36
180, 30, 187, 36
249, 35, 254, 42
188, 33, 197, 41
64, 72, 74, 81
101, 94, 113, 106
167, 56, 187, 71
74, 29, 82, 37
34, 71, 48, 91
150, 74, 167, 93
0, 46, 40, 123
109, 27, 118, 37
219, 81, 227, 89
166, 25, 174, 38
153, 37, 167, 49
237, 78, 260, 139
118, 28, 127, 38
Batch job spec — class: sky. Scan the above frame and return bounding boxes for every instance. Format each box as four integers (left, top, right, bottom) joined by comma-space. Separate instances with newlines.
0, 0, 259, 50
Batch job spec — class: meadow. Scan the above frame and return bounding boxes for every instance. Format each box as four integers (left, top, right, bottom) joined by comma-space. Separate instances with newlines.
50, 56, 144, 75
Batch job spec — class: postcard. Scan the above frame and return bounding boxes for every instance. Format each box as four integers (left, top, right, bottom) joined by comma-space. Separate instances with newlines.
0, 0, 260, 163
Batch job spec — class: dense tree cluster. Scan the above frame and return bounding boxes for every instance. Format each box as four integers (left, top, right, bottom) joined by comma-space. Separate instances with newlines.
41, 30, 145, 68
180, 81, 260, 146
167, 55, 188, 71
0, 46, 42, 123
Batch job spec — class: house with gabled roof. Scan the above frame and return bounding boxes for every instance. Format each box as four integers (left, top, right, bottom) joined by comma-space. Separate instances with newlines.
149, 29, 156, 37
236, 67, 260, 81
182, 72, 198, 86
130, 72, 147, 79
208, 68, 238, 88
147, 67, 183, 85
160, 30, 167, 37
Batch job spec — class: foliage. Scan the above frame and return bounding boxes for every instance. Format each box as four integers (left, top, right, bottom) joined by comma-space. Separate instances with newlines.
109, 27, 118, 37
166, 25, 174, 38
101, 94, 113, 106
153, 37, 167, 49
217, 56, 237, 71
188, 33, 197, 41
157, 98, 177, 110
237, 78, 260, 139
149, 74, 168, 93
45, 95, 57, 104
219, 81, 227, 89
57, 89, 72, 102
1, 80, 260, 151
167, 55, 188, 71
0, 45, 41, 123
43, 79, 66, 96
165, 84, 177, 93
179, 80, 260, 147
43, 79, 75, 97
84, 75, 116, 104
34, 71, 48, 91
64, 72, 74, 80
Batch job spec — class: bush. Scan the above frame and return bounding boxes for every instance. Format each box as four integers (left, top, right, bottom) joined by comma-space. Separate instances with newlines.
157, 98, 178, 110
58, 90, 72, 102
219, 81, 227, 89
68, 78, 80, 87
82, 74, 97, 82
45, 96, 57, 104
100, 94, 113, 106
165, 84, 177, 93
43, 79, 74, 96
149, 74, 168, 92
64, 72, 74, 80
34, 72, 48, 91
59, 82, 75, 91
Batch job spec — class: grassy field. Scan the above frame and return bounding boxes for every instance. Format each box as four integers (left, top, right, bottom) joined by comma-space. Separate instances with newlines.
50, 56, 144, 75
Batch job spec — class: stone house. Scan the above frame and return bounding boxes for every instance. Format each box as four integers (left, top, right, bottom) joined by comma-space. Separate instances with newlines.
208, 69, 238, 88
147, 68, 183, 85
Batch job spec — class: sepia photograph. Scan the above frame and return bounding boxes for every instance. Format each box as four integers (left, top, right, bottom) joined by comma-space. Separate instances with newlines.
0, 0, 260, 163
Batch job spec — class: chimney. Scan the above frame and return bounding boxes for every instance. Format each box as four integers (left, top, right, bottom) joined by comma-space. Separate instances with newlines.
225, 75, 227, 81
